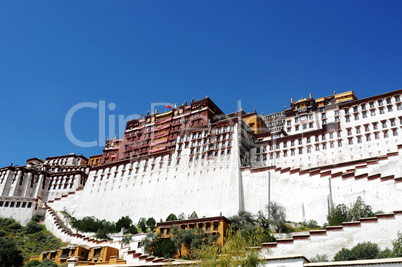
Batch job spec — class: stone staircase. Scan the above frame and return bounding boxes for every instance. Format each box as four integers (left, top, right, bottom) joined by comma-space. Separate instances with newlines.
43, 203, 108, 246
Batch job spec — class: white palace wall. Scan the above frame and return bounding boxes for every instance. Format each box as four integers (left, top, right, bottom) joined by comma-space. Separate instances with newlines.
54, 126, 245, 223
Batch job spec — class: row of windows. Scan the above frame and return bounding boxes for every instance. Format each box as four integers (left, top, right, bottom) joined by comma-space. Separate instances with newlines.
345, 104, 401, 122
345, 95, 401, 114
0, 201, 33, 208
255, 129, 398, 159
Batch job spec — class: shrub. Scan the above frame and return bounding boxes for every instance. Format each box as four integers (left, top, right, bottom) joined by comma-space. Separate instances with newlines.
334, 242, 380, 261
310, 254, 328, 262
25, 220, 43, 234
392, 231, 402, 257
9, 221, 22, 230
146, 217, 156, 231
138, 218, 147, 233
0, 237, 24, 267
126, 225, 138, 234
24, 260, 41, 267
166, 213, 178, 221
122, 235, 132, 244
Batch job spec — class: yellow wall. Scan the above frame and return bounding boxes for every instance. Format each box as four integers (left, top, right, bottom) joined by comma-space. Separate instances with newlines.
156, 218, 230, 258
28, 246, 124, 266
242, 115, 266, 134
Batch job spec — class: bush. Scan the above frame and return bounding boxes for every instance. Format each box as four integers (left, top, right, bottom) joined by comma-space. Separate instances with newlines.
392, 231, 402, 257
310, 254, 328, 262
126, 225, 138, 234
122, 236, 132, 244
166, 213, 178, 221
40, 259, 58, 267
24, 260, 41, 267
25, 220, 43, 234
138, 218, 147, 233
334, 242, 380, 261
328, 197, 375, 226
116, 216, 132, 232
0, 237, 24, 267
146, 217, 156, 231
269, 202, 287, 233
9, 221, 22, 230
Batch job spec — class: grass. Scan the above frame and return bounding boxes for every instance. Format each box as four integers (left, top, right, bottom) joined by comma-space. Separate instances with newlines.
0, 217, 68, 262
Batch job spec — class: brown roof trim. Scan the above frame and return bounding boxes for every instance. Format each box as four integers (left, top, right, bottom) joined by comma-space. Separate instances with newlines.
156, 216, 231, 227
46, 154, 88, 161
339, 88, 402, 109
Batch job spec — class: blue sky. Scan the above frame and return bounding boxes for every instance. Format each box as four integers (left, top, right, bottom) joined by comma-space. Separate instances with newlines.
1, 1, 402, 167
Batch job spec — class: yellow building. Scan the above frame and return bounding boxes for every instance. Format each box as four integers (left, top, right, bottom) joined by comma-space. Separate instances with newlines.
242, 113, 267, 134
29, 245, 125, 266
88, 154, 103, 167
155, 216, 231, 258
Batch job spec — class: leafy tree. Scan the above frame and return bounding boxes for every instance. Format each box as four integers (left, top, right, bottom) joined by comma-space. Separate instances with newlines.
116, 216, 132, 232
146, 217, 156, 231
392, 231, 402, 257
229, 210, 255, 232
138, 218, 147, 233
122, 235, 132, 244
126, 225, 138, 234
377, 248, 393, 259
39, 259, 57, 267
178, 212, 186, 220
334, 242, 380, 261
143, 232, 177, 258
0, 237, 24, 267
350, 197, 375, 221
95, 227, 110, 240
189, 211, 198, 219
269, 202, 286, 233
25, 220, 43, 234
327, 204, 352, 226
256, 211, 269, 229
193, 229, 261, 266
310, 254, 329, 262
328, 197, 375, 226
166, 213, 178, 221
24, 259, 41, 267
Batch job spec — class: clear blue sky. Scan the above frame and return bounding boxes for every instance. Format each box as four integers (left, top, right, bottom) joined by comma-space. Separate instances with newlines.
1, 1, 402, 167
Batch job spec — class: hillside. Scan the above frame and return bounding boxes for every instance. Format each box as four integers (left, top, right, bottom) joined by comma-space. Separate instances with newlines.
0, 216, 67, 262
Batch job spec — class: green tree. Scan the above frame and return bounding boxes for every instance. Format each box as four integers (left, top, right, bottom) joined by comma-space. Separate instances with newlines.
116, 216, 132, 232
256, 211, 269, 229
126, 225, 138, 234
0, 237, 24, 267
269, 202, 286, 233
178, 212, 186, 220
39, 259, 58, 267
327, 204, 352, 226
146, 217, 156, 231
392, 231, 402, 257
309, 254, 329, 262
193, 229, 261, 267
138, 218, 147, 233
122, 236, 132, 244
189, 211, 198, 219
229, 210, 255, 232
25, 220, 43, 234
350, 197, 375, 221
166, 213, 178, 221
24, 260, 41, 267
334, 242, 380, 261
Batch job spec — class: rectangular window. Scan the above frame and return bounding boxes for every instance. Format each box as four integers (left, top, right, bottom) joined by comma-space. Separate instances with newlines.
366, 135, 371, 141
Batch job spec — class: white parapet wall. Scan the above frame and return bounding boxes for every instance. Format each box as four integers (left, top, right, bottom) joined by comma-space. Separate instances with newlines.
261, 212, 402, 261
